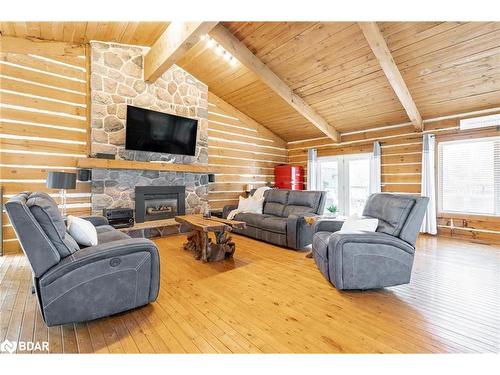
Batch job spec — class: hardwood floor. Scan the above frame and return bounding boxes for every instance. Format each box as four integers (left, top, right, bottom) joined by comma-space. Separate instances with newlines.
0, 234, 499, 353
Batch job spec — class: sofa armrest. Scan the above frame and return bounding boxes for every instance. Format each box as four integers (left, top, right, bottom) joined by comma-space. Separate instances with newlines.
328, 232, 415, 255
222, 205, 238, 219
40, 238, 160, 301
80, 215, 109, 227
313, 219, 344, 234
286, 214, 317, 249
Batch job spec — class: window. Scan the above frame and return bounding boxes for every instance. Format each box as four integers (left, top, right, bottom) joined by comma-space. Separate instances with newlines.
438, 137, 500, 216
317, 153, 371, 216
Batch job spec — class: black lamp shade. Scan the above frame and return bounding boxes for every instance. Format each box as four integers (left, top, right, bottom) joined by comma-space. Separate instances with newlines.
208, 174, 215, 183
46, 171, 77, 189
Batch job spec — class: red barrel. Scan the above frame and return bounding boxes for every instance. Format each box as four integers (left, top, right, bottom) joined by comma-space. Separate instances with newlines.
274, 165, 305, 190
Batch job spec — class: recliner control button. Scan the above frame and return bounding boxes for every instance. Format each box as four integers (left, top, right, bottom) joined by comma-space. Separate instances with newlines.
110, 258, 121, 267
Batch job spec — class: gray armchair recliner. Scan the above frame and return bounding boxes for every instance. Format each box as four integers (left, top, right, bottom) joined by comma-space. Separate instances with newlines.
5, 192, 160, 327
312, 193, 429, 290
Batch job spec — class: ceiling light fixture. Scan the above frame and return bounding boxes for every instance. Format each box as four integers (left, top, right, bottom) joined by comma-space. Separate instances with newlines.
206, 37, 215, 48
204, 36, 237, 66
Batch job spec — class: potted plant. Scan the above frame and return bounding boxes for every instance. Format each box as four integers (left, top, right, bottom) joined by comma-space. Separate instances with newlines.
326, 203, 338, 217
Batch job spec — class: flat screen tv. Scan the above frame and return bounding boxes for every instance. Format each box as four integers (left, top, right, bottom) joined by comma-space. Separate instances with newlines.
125, 105, 198, 156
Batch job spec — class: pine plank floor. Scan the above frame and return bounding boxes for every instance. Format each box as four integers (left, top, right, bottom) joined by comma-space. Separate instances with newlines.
0, 234, 499, 353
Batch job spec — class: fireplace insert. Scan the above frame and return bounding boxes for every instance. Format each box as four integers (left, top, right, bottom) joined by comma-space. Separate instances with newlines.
135, 186, 185, 223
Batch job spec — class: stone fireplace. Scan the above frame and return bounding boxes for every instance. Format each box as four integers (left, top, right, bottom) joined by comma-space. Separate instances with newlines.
88, 40, 210, 233
135, 186, 186, 223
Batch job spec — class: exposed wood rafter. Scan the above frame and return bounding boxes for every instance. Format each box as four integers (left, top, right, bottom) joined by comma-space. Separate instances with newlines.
144, 22, 218, 82
209, 24, 340, 142
0, 35, 84, 56
358, 22, 423, 130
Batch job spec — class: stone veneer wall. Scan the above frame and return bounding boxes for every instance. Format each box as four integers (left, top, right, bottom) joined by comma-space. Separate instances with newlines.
90, 41, 208, 164
89, 41, 210, 220
91, 168, 208, 215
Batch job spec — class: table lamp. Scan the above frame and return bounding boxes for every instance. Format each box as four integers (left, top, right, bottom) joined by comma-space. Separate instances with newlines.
46, 171, 76, 216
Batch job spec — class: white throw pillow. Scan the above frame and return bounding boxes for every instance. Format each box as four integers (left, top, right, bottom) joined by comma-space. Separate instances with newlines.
67, 215, 98, 247
245, 197, 265, 214
339, 218, 379, 233
237, 196, 250, 211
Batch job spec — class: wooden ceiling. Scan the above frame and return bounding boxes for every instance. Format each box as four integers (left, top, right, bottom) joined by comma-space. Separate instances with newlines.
0, 22, 169, 46
213, 22, 500, 140
379, 22, 500, 119
1, 21, 499, 141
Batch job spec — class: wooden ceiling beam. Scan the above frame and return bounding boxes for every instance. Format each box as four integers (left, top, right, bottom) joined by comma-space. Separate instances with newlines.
209, 24, 340, 142
0, 35, 84, 56
144, 21, 218, 82
358, 22, 423, 130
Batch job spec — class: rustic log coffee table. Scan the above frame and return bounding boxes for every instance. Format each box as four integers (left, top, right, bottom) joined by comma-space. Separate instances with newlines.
174, 214, 246, 262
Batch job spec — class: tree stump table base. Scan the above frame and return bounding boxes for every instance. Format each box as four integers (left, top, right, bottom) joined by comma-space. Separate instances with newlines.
176, 215, 245, 263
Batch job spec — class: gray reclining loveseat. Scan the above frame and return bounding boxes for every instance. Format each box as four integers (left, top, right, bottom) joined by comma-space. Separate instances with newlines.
223, 189, 327, 249
312, 193, 429, 290
5, 192, 160, 326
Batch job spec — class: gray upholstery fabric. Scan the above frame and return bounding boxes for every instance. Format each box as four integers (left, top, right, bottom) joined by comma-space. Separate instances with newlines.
234, 212, 271, 227
261, 216, 287, 234
224, 189, 327, 249
5, 193, 61, 277
311, 193, 428, 290
399, 196, 430, 246
5, 192, 161, 327
232, 225, 287, 247
286, 214, 316, 249
26, 192, 79, 257
288, 190, 320, 207
263, 189, 289, 217
362, 193, 416, 237
95, 225, 117, 234
312, 219, 344, 234
263, 202, 286, 217
283, 205, 316, 217
326, 232, 415, 290
265, 189, 289, 204
97, 227, 131, 244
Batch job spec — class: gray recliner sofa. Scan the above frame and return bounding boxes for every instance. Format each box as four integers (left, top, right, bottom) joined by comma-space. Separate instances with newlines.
5, 192, 160, 327
312, 193, 429, 290
223, 189, 327, 249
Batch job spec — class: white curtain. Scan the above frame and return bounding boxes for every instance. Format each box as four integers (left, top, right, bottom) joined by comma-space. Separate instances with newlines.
421, 134, 437, 234
307, 148, 319, 190
369, 141, 381, 194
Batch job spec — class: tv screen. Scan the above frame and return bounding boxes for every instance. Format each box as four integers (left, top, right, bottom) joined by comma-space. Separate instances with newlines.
125, 105, 198, 156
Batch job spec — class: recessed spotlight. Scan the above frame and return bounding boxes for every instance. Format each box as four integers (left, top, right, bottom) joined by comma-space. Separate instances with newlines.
206, 37, 215, 48
215, 45, 224, 55
200, 34, 206, 41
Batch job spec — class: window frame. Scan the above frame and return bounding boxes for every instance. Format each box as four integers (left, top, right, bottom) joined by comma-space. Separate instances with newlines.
316, 152, 372, 216
436, 134, 500, 218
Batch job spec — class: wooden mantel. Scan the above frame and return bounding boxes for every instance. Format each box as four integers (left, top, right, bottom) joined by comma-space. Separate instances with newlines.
77, 158, 214, 173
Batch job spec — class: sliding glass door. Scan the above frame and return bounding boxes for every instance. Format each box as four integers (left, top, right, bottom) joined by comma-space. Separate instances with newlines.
318, 159, 340, 215
317, 153, 372, 216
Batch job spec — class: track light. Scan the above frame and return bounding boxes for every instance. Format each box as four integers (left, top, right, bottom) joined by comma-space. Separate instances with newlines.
205, 36, 237, 65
